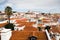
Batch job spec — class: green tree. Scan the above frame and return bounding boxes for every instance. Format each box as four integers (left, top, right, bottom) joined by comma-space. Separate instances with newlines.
45, 26, 51, 32
5, 6, 12, 23
37, 27, 41, 31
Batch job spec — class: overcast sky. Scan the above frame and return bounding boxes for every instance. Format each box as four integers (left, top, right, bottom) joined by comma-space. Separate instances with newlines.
0, 0, 60, 13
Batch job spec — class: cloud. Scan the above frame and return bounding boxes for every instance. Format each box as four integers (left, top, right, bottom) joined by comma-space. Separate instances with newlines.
0, 0, 60, 12
8, 0, 60, 8
5, 3, 13, 7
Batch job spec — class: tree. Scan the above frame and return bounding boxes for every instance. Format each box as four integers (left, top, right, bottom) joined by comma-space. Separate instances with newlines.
45, 26, 51, 32
4, 6, 15, 30
4, 23, 14, 30
5, 6, 12, 23
37, 27, 41, 31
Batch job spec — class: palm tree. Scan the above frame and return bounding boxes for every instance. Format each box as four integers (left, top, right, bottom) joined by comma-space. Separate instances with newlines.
4, 6, 15, 30
5, 6, 12, 23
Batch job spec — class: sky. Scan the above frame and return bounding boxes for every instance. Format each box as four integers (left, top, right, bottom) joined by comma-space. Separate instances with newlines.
0, 0, 60, 13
